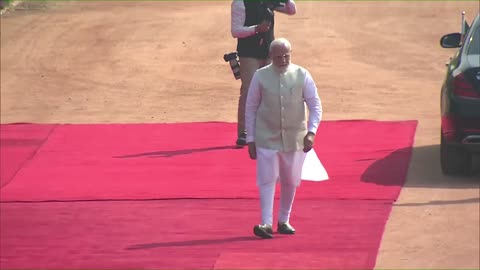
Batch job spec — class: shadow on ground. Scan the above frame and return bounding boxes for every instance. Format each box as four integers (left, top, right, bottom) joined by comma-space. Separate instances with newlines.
125, 236, 256, 250
113, 145, 242, 158
362, 144, 480, 189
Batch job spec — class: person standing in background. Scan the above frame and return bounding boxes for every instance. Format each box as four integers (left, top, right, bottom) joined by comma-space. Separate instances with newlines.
231, 0, 296, 146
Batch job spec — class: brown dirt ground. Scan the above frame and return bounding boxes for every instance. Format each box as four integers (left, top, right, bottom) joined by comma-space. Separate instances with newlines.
1, 1, 479, 268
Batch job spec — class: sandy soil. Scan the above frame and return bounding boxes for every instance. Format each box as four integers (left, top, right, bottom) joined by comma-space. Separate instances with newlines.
1, 1, 479, 268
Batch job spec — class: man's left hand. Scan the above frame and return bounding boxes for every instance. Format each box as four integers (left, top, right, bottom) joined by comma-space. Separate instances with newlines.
248, 142, 257, 160
303, 132, 315, 152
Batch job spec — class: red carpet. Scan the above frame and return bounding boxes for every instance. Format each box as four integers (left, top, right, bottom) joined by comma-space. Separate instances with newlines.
1, 199, 390, 269
0, 121, 417, 202
0, 120, 417, 269
0, 124, 55, 188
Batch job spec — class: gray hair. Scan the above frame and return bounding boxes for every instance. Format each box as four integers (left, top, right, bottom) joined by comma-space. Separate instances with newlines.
269, 38, 292, 53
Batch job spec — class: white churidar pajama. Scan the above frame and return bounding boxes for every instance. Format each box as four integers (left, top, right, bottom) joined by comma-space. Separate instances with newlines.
256, 147, 306, 225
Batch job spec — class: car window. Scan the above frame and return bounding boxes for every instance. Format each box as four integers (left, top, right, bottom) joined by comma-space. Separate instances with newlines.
466, 24, 479, 55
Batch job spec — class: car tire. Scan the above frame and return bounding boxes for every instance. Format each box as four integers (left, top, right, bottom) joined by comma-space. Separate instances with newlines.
440, 132, 472, 175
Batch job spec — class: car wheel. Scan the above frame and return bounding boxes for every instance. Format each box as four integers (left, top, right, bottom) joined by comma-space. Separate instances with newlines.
440, 132, 472, 175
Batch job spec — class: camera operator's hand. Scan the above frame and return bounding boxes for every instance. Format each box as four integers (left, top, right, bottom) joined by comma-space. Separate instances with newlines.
255, 20, 271, 33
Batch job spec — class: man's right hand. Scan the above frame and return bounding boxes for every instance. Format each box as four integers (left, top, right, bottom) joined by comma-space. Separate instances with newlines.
248, 142, 257, 160
255, 21, 271, 33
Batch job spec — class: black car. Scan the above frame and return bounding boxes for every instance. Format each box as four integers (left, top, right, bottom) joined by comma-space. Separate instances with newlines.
440, 13, 480, 175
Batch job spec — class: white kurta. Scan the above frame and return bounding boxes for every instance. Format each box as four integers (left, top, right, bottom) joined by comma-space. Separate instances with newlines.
256, 147, 306, 186
246, 63, 323, 186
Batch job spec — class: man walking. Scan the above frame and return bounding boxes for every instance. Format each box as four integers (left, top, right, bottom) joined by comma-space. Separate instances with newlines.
245, 38, 323, 239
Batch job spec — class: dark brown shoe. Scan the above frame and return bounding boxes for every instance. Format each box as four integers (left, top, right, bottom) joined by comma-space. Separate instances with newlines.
277, 222, 296, 234
253, 224, 273, 239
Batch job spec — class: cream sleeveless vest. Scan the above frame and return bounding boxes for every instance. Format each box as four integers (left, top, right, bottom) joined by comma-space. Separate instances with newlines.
255, 64, 307, 152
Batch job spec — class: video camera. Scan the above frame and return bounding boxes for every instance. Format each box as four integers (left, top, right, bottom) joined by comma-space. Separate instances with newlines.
261, 0, 287, 9
261, 0, 287, 21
